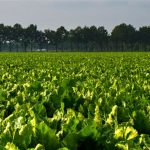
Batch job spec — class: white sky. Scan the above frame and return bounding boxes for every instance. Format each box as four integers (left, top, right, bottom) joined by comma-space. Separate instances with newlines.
0, 0, 150, 33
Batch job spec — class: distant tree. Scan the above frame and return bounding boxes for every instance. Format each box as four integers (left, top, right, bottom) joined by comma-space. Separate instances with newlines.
56, 26, 68, 51
97, 26, 108, 51
89, 26, 98, 50
82, 26, 90, 51
44, 29, 51, 46
1, 23, 150, 52
0, 24, 5, 51
68, 29, 74, 51
23, 24, 37, 51
5, 25, 14, 51
138, 26, 150, 50
36, 30, 47, 51
72, 26, 83, 50
111, 23, 136, 51
13, 24, 23, 52
45, 29, 57, 51
21, 28, 28, 52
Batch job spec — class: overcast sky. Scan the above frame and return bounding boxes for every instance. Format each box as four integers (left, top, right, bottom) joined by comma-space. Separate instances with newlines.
0, 0, 150, 33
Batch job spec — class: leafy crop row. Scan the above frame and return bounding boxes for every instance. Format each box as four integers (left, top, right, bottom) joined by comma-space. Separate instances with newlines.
0, 52, 150, 150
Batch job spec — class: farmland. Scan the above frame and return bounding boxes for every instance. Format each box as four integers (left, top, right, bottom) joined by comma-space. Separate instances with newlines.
0, 52, 150, 150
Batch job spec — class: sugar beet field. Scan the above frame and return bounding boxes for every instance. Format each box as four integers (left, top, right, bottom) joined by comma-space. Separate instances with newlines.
0, 52, 150, 150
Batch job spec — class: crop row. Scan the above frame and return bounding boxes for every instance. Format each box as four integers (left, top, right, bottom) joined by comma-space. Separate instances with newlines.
0, 52, 150, 150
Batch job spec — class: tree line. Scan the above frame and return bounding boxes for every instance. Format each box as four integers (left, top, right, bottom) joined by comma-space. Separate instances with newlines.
0, 23, 150, 52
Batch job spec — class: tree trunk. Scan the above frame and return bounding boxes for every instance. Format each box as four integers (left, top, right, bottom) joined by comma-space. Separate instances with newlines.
77, 42, 79, 51
16, 43, 19, 52
0, 42, 2, 52
46, 44, 48, 52
85, 42, 88, 51
24, 43, 27, 52
55, 43, 58, 52
30, 43, 33, 52
61, 43, 64, 52
70, 42, 73, 51
9, 42, 12, 52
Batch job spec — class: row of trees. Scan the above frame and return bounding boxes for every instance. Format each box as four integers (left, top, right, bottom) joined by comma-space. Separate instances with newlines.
0, 23, 150, 52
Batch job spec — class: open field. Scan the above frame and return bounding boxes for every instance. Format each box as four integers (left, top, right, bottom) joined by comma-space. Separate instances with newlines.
0, 52, 150, 149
